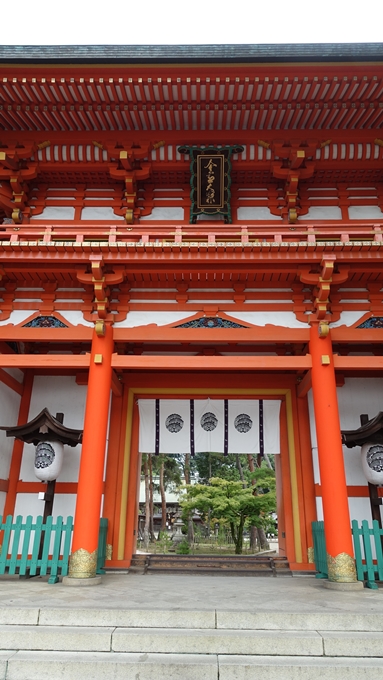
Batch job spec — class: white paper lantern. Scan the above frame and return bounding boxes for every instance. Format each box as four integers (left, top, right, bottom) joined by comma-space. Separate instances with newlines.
361, 442, 383, 485
34, 440, 64, 481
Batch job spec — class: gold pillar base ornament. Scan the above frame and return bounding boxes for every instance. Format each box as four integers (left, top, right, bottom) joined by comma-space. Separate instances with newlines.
106, 544, 113, 561
68, 548, 98, 579
307, 546, 314, 564
327, 552, 357, 583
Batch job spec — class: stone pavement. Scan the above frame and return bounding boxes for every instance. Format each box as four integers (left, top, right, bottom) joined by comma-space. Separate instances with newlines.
0, 572, 382, 613
0, 574, 383, 679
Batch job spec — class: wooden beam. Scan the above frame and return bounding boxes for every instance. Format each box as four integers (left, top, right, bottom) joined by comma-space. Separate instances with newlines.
297, 371, 345, 398
111, 370, 123, 397
111, 355, 312, 371
0, 327, 93, 342
0, 479, 9, 492
113, 326, 310, 344
334, 356, 383, 370
0, 355, 90, 369
0, 367, 23, 395
332, 328, 383, 343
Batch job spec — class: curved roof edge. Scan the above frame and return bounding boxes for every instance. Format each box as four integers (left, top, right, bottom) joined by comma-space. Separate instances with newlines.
1, 43, 383, 64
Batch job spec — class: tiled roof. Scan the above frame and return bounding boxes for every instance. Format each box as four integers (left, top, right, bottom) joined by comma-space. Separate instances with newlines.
0, 43, 383, 64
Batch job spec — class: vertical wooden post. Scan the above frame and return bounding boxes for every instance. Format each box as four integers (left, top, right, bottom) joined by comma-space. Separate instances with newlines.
296, 393, 317, 566
309, 323, 356, 582
68, 324, 114, 581
2, 371, 34, 519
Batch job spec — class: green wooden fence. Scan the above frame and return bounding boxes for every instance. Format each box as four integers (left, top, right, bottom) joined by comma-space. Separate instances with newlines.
0, 515, 108, 584
312, 520, 328, 578
352, 519, 383, 589
312, 519, 383, 588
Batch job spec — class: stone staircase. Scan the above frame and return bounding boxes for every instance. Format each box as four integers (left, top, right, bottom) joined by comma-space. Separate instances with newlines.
128, 553, 292, 576
1, 606, 383, 679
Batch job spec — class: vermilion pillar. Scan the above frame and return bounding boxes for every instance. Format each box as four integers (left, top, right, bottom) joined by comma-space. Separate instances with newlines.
309, 323, 356, 582
68, 323, 114, 580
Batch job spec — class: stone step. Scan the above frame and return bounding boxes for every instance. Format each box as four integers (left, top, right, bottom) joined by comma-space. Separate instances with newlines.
3, 607, 383, 632
143, 554, 291, 576
3, 651, 383, 680
1, 623, 383, 658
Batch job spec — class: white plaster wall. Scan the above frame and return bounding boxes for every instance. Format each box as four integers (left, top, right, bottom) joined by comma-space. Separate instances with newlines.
349, 206, 383, 219
309, 377, 383, 524
141, 208, 184, 220
2, 368, 24, 383
0, 311, 38, 326
19, 376, 87, 484
228, 311, 308, 328
0, 382, 21, 480
330, 312, 368, 328
237, 207, 278, 220
0, 492, 5, 515
59, 311, 93, 327
298, 206, 342, 220
315, 496, 323, 521
114, 311, 193, 328
13, 492, 77, 521
31, 207, 75, 220
81, 207, 124, 220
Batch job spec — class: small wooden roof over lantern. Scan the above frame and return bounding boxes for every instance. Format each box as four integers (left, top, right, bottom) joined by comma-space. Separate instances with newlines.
0, 408, 83, 483
0, 407, 83, 446
341, 412, 383, 449
342, 412, 383, 487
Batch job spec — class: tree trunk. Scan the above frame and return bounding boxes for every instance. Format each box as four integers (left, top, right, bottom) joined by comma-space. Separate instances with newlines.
143, 455, 150, 551
148, 454, 155, 542
159, 457, 166, 532
235, 516, 245, 554
257, 527, 270, 550
184, 453, 194, 543
250, 526, 258, 551
236, 456, 245, 485
247, 454, 258, 551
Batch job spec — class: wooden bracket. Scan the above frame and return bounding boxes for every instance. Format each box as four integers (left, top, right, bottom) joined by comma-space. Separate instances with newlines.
258, 139, 330, 223
93, 140, 165, 223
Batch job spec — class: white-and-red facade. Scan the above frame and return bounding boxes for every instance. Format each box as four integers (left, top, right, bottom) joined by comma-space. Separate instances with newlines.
0, 43, 383, 580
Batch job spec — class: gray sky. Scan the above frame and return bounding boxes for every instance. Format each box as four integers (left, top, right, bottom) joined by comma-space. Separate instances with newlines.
3, 0, 382, 45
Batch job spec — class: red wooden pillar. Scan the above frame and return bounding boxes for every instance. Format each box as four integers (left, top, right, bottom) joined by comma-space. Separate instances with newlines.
309, 323, 356, 582
68, 324, 114, 580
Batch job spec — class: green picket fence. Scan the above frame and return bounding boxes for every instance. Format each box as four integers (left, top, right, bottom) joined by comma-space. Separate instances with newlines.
352, 519, 383, 589
312, 519, 383, 588
312, 520, 328, 578
0, 515, 108, 584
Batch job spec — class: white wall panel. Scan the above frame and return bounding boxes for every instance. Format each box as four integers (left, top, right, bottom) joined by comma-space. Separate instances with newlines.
59, 311, 93, 327
330, 312, 368, 327
309, 377, 383, 525
114, 311, 193, 328
19, 376, 86, 483
0, 382, 21, 479
0, 491, 5, 515
228, 311, 308, 328
141, 207, 184, 220
0, 311, 38, 326
14, 493, 77, 521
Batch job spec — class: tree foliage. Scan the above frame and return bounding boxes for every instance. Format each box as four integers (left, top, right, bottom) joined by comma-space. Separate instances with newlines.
181, 470, 276, 554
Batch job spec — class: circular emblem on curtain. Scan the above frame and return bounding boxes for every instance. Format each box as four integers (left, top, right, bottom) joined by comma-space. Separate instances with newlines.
234, 414, 253, 433
165, 413, 184, 433
361, 442, 383, 484
200, 412, 218, 431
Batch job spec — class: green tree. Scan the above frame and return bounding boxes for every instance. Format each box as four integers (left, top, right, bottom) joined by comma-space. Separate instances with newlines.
181, 471, 276, 554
